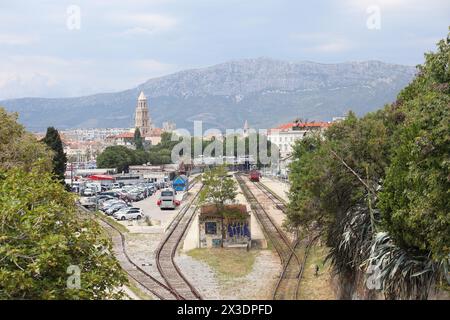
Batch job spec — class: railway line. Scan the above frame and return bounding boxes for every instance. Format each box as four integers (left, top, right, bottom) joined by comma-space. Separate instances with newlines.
79, 178, 203, 300
154, 182, 204, 300
78, 205, 178, 300
249, 176, 320, 300
253, 181, 286, 212
82, 171, 317, 300
235, 173, 302, 300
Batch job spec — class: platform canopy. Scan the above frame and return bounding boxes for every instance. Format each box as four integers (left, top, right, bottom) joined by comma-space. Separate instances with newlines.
87, 174, 114, 181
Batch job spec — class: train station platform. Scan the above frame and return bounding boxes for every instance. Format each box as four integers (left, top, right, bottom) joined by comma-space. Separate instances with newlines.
259, 177, 290, 203
181, 175, 267, 251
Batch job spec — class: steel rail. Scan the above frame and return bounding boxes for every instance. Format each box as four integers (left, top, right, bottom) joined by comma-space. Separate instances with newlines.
77, 204, 179, 300
154, 183, 204, 300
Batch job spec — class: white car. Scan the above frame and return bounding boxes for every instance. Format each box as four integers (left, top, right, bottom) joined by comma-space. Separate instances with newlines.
83, 188, 95, 196
113, 207, 143, 221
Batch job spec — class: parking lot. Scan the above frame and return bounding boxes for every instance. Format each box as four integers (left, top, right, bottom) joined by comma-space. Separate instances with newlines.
131, 189, 185, 229
79, 180, 187, 231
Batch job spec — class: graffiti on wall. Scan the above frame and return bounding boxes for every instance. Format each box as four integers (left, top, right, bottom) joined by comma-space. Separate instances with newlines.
227, 221, 250, 243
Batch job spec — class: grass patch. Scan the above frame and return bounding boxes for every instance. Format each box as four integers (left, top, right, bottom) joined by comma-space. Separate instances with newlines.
298, 244, 336, 300
144, 216, 153, 226
187, 248, 257, 279
94, 210, 129, 233
126, 280, 153, 300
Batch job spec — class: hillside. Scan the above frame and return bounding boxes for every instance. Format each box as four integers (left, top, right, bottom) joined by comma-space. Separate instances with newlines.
0, 58, 416, 131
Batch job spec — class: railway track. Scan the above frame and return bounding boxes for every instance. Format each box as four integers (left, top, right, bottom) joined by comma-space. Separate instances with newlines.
251, 177, 321, 300
154, 182, 204, 300
253, 181, 287, 212
78, 205, 179, 300
78, 178, 204, 300
235, 174, 302, 300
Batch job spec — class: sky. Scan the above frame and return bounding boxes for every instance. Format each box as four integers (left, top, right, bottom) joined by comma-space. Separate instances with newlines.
0, 0, 449, 100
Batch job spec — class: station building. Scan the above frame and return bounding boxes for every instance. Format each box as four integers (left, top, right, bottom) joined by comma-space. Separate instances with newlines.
199, 204, 251, 248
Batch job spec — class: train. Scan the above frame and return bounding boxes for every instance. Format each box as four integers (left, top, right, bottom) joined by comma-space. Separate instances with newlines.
249, 170, 261, 182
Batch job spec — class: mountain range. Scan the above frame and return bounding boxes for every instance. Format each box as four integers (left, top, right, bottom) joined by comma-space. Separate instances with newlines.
0, 58, 417, 132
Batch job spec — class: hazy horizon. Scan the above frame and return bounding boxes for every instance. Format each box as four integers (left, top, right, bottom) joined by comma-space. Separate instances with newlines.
1, 0, 449, 100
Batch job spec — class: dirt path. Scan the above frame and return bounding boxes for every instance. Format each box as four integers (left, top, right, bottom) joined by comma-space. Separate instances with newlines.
176, 249, 281, 300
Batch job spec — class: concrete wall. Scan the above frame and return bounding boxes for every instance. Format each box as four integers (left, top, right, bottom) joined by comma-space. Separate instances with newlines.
182, 212, 200, 252
199, 217, 224, 248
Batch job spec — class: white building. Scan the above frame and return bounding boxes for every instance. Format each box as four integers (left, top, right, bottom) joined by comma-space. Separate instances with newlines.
267, 121, 331, 158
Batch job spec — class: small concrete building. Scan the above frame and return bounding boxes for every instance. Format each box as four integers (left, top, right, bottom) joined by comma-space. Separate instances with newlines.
129, 165, 176, 182
199, 204, 251, 248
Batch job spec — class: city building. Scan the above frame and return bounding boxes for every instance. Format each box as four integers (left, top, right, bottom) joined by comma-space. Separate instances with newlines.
162, 121, 176, 132
135, 91, 153, 135
267, 121, 331, 157
129, 164, 177, 182
105, 132, 135, 147
106, 92, 165, 148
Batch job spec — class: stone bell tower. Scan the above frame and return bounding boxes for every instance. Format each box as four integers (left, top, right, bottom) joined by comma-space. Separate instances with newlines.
134, 91, 153, 135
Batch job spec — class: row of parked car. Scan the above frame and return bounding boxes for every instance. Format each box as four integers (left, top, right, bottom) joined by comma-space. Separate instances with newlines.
99, 182, 164, 202
82, 181, 170, 199
99, 197, 144, 221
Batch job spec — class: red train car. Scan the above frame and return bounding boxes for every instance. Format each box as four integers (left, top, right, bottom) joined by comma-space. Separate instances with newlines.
249, 170, 261, 182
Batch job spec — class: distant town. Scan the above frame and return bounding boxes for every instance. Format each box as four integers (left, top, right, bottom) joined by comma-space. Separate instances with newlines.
33, 91, 345, 186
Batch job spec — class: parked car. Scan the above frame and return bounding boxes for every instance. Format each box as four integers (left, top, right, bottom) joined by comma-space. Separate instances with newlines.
105, 202, 129, 215
101, 199, 125, 211
99, 191, 119, 198
96, 195, 114, 203
83, 188, 95, 196
113, 207, 143, 221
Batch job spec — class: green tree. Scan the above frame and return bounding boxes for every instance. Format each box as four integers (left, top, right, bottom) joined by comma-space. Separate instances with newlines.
200, 165, 237, 209
0, 164, 127, 299
96, 145, 137, 173
379, 32, 450, 261
41, 127, 67, 183
134, 128, 144, 151
0, 107, 52, 172
199, 165, 238, 247
286, 30, 450, 299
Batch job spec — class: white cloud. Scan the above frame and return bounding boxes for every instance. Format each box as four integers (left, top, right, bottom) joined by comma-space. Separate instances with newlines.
343, 0, 450, 12
0, 54, 178, 99
0, 55, 94, 99
308, 41, 351, 53
132, 59, 175, 73
119, 27, 156, 36
0, 34, 37, 45
109, 13, 177, 35
290, 33, 352, 53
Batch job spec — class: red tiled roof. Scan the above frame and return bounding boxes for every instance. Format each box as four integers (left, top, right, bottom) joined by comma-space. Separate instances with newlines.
200, 204, 248, 216
113, 132, 134, 139
87, 174, 114, 181
273, 121, 331, 131
144, 128, 163, 137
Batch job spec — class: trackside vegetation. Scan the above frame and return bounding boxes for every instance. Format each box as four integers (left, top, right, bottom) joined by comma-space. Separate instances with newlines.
287, 30, 450, 299
0, 109, 127, 299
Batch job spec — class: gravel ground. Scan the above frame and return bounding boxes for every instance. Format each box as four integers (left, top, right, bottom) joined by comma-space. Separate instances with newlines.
176, 249, 281, 300
124, 232, 166, 284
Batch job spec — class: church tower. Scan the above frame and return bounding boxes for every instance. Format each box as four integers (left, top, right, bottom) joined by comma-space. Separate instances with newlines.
243, 120, 249, 138
134, 91, 153, 135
